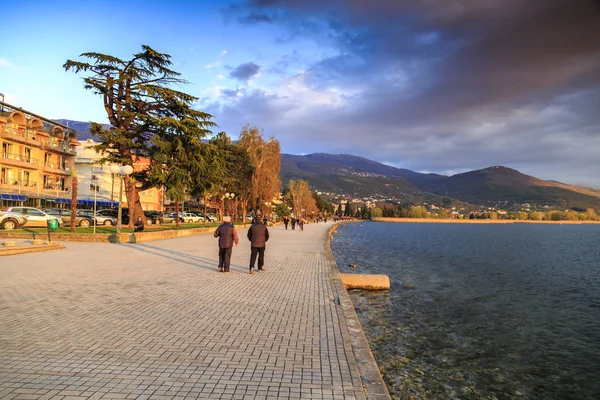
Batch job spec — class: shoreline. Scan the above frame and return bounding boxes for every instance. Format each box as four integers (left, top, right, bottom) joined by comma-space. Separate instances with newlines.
373, 217, 600, 224
325, 221, 391, 399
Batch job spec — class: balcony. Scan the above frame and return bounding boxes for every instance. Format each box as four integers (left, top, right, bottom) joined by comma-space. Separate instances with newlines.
42, 162, 71, 176
1, 152, 39, 170
0, 126, 42, 146
42, 140, 77, 155
40, 184, 70, 197
0, 178, 38, 195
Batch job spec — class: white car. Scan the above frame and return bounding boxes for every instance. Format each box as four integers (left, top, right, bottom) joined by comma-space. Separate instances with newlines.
178, 212, 202, 223
0, 211, 28, 230
3, 207, 63, 228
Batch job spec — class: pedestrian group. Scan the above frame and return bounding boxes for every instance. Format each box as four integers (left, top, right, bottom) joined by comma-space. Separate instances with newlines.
214, 214, 310, 274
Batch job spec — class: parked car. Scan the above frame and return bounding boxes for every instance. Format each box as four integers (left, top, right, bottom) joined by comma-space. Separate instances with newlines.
195, 212, 217, 222
4, 207, 63, 228
205, 213, 218, 222
0, 210, 28, 230
43, 208, 94, 227
160, 212, 176, 224
97, 208, 129, 224
76, 210, 116, 226
163, 212, 178, 222
191, 213, 205, 222
178, 212, 202, 223
143, 210, 173, 225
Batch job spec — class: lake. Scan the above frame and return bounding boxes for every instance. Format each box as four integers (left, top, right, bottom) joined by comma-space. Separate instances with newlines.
330, 222, 600, 400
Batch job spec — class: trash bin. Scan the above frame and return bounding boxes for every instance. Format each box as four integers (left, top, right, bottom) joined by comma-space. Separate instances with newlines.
47, 218, 59, 231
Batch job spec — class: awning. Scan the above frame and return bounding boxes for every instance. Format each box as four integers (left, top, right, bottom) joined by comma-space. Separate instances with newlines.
54, 198, 118, 207
97, 200, 119, 207
0, 193, 27, 201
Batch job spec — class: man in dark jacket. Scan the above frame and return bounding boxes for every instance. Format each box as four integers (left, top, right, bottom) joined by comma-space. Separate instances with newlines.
247, 215, 269, 274
214, 216, 239, 273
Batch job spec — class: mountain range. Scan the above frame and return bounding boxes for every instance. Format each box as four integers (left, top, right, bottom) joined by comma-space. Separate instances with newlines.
280, 153, 600, 211
58, 119, 600, 211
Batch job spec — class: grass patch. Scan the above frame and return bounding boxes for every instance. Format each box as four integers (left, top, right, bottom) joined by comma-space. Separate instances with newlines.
9, 222, 223, 235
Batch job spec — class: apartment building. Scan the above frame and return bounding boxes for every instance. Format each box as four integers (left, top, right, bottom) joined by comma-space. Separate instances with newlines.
75, 139, 162, 211
1, 101, 162, 211
0, 104, 78, 209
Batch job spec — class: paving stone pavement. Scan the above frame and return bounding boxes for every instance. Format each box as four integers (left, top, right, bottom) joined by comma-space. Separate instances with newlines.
0, 222, 389, 400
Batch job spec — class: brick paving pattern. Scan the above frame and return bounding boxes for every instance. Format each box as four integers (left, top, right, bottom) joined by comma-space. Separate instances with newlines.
0, 222, 386, 399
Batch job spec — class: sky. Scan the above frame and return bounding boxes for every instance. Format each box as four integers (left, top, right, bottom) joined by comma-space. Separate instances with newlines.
1, 0, 599, 187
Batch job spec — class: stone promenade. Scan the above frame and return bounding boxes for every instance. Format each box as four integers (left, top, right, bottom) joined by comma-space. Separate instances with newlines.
0, 222, 389, 399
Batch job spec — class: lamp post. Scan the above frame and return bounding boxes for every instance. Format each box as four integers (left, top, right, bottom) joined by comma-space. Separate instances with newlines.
109, 165, 133, 234
92, 175, 98, 235
110, 169, 115, 202
224, 192, 235, 218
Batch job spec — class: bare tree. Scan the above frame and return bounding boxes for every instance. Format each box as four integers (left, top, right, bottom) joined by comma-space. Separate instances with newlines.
238, 125, 281, 216
286, 179, 318, 219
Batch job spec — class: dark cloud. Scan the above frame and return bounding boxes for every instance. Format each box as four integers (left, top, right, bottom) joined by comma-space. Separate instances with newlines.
238, 12, 275, 23
221, 88, 243, 98
228, 62, 262, 81
214, 0, 600, 187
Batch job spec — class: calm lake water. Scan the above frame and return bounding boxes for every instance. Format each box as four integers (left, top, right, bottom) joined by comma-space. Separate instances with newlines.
330, 222, 600, 400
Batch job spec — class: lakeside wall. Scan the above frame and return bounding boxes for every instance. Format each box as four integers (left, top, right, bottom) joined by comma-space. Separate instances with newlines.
373, 218, 600, 224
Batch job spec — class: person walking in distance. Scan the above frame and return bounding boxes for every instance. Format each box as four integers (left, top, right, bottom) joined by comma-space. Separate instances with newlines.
214, 216, 239, 273
291, 217, 296, 230
247, 215, 269, 275
283, 216, 289, 230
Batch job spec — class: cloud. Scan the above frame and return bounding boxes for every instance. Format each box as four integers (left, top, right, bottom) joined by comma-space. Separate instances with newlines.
0, 57, 15, 68
211, 0, 600, 187
228, 62, 262, 81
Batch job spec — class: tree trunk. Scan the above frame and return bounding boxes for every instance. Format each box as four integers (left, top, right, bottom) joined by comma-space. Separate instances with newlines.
175, 201, 180, 227
233, 199, 238, 224
241, 200, 248, 228
203, 195, 207, 226
219, 198, 224, 222
125, 178, 144, 228
70, 176, 78, 232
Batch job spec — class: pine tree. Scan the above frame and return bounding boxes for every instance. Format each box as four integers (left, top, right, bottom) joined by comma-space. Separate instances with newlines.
64, 45, 215, 225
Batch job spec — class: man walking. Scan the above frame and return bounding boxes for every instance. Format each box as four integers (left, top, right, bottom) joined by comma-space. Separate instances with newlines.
214, 216, 239, 273
247, 215, 269, 275
283, 216, 289, 230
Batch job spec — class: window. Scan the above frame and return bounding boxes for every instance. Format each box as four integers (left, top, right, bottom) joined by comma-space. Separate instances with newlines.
43, 175, 52, 189
2, 142, 12, 157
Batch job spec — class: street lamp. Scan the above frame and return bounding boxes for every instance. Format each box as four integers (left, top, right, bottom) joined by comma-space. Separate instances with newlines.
109, 164, 133, 234
224, 192, 235, 218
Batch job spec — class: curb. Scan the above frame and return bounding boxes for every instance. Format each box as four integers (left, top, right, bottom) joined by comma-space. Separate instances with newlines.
0, 242, 65, 256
